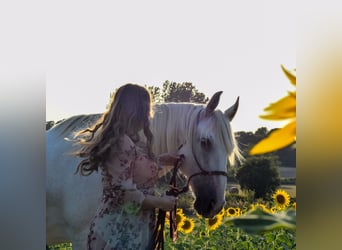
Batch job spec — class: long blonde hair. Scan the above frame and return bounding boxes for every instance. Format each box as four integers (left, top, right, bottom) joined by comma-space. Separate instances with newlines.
73, 83, 154, 176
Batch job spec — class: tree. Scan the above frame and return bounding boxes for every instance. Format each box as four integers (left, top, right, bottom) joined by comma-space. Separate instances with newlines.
146, 85, 163, 104
160, 81, 209, 103
235, 127, 296, 168
235, 127, 269, 158
236, 155, 281, 199
254, 127, 268, 138
106, 82, 208, 112
276, 144, 296, 168
235, 131, 258, 157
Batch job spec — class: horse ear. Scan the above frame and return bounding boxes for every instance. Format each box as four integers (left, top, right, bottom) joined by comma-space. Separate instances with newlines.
224, 96, 239, 121
205, 91, 223, 116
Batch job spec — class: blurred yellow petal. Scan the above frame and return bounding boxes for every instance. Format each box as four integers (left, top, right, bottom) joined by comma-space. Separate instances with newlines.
260, 113, 295, 120
251, 65, 296, 155
281, 64, 296, 86
264, 94, 296, 112
249, 120, 296, 155
288, 91, 296, 98
260, 94, 296, 120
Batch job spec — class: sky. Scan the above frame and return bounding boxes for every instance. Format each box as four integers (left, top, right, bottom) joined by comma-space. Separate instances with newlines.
46, 1, 295, 132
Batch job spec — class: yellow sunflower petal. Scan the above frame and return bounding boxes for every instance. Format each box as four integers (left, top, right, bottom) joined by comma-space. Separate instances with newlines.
176, 210, 186, 229
273, 189, 291, 208
179, 218, 195, 234
288, 90, 296, 98
207, 214, 223, 231
226, 207, 237, 217
219, 208, 225, 216
260, 94, 296, 120
249, 120, 296, 155
281, 64, 296, 86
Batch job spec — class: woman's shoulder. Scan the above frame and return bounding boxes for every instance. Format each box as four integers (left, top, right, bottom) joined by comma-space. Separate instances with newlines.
120, 134, 136, 151
121, 135, 150, 156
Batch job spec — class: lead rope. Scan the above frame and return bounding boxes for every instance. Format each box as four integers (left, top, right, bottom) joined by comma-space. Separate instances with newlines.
152, 133, 229, 250
153, 155, 184, 250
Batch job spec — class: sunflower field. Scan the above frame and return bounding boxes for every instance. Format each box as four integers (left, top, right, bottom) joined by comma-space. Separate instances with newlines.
163, 189, 296, 250
48, 188, 295, 250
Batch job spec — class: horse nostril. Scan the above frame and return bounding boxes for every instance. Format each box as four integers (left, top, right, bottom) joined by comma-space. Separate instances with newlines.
209, 198, 216, 210
195, 197, 217, 218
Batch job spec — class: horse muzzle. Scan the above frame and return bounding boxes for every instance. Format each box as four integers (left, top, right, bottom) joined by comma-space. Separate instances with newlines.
194, 196, 224, 218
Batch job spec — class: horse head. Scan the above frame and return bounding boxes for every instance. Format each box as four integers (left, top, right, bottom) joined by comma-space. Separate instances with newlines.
177, 92, 240, 218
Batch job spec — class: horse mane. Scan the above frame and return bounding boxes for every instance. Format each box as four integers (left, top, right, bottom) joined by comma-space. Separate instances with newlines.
151, 103, 242, 167
150, 103, 201, 152
48, 103, 242, 167
211, 110, 243, 167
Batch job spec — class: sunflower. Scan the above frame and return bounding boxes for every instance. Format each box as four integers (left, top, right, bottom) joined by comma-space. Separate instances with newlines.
199, 231, 208, 238
226, 207, 239, 217
164, 211, 170, 227
273, 189, 291, 208
250, 203, 272, 214
176, 209, 185, 229
292, 202, 296, 209
250, 65, 296, 155
177, 208, 184, 214
219, 207, 226, 216
195, 212, 203, 219
165, 220, 170, 227
206, 214, 223, 231
270, 207, 279, 214
179, 217, 195, 234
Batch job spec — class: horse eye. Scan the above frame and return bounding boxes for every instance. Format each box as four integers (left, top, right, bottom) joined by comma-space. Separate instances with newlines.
200, 138, 211, 149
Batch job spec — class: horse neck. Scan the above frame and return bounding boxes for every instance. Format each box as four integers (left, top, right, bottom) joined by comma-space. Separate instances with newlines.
151, 103, 203, 155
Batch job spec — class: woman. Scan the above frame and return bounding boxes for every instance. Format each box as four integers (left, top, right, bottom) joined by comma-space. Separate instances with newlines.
73, 83, 180, 249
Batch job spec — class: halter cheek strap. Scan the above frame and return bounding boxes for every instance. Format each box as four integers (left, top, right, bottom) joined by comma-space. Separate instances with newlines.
190, 110, 228, 180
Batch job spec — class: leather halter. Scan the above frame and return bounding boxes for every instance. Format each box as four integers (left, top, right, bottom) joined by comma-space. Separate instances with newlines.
166, 110, 229, 196
187, 109, 228, 185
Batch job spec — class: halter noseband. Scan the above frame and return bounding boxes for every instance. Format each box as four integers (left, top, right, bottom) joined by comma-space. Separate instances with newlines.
188, 109, 228, 182
179, 141, 228, 194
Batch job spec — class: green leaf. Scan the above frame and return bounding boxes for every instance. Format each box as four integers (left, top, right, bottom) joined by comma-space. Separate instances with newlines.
230, 208, 296, 234
264, 232, 275, 243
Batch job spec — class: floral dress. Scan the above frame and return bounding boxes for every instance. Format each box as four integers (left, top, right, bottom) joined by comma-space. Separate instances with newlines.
87, 135, 160, 250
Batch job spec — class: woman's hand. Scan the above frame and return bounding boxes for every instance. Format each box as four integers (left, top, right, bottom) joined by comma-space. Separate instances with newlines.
141, 194, 177, 211
159, 195, 177, 211
157, 153, 183, 166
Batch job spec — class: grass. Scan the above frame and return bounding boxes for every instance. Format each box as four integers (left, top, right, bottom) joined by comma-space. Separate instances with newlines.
48, 242, 72, 250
